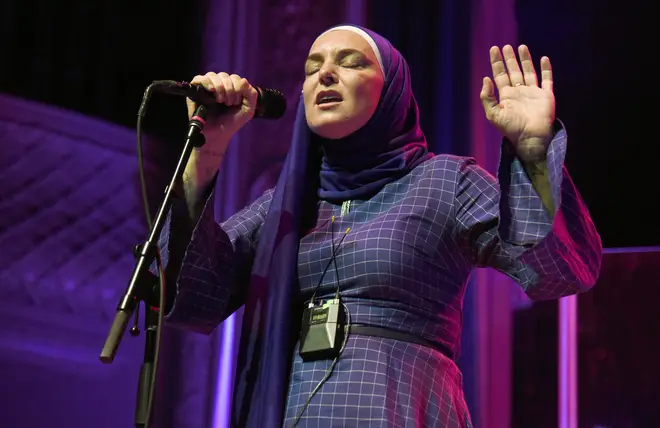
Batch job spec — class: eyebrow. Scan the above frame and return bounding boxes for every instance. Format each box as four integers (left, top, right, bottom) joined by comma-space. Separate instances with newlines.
305, 48, 369, 64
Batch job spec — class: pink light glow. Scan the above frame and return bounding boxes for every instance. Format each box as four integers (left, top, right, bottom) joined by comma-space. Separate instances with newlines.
213, 313, 236, 428
559, 295, 577, 428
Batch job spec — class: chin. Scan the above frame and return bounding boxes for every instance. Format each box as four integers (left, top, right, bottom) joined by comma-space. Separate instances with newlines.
311, 126, 350, 140
308, 117, 358, 140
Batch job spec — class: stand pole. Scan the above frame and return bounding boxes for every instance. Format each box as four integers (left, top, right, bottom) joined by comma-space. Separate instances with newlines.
99, 104, 209, 428
134, 306, 159, 427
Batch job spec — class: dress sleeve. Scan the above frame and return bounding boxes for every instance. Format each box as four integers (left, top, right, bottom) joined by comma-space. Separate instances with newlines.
454, 124, 602, 300
156, 188, 274, 334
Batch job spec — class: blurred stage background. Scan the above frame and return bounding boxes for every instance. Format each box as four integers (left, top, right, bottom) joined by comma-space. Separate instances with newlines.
0, 0, 657, 427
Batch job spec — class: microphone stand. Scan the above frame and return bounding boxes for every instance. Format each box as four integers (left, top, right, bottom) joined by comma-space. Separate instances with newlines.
100, 104, 209, 428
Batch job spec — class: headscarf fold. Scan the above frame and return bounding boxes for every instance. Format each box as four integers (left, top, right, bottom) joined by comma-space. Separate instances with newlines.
231, 24, 433, 427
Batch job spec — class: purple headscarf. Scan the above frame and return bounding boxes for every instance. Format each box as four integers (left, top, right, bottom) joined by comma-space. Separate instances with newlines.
317, 26, 432, 202
231, 25, 433, 427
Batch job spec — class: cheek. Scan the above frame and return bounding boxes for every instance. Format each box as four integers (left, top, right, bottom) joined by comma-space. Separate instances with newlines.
353, 78, 382, 116
302, 85, 316, 119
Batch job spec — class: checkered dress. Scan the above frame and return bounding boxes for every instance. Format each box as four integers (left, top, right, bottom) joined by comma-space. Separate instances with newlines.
161, 129, 602, 427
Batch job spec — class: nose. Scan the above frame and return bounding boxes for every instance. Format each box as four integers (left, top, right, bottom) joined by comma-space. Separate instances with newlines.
318, 64, 338, 86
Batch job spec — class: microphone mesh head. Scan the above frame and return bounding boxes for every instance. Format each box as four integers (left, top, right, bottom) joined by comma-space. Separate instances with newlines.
256, 88, 287, 119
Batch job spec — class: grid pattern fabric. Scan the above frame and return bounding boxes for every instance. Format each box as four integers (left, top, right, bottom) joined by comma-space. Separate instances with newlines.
159, 129, 602, 427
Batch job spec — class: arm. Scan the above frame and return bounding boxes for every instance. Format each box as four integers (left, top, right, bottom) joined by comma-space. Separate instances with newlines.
521, 160, 554, 216
181, 147, 226, 220
455, 124, 602, 300
157, 187, 274, 334
151, 70, 266, 333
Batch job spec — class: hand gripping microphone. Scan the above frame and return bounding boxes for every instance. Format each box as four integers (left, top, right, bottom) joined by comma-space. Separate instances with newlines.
151, 80, 287, 119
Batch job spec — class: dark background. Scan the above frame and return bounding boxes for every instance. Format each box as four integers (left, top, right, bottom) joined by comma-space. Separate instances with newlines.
2, 0, 656, 249
0, 0, 201, 145
516, 0, 659, 249
1, 1, 657, 427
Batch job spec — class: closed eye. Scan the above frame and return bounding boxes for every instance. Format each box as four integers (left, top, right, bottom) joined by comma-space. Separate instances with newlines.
304, 48, 372, 75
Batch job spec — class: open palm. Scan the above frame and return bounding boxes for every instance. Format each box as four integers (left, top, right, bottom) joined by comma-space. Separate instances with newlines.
480, 45, 556, 162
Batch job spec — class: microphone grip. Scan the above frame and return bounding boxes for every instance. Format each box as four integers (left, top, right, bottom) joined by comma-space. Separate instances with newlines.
184, 83, 219, 107
152, 80, 286, 119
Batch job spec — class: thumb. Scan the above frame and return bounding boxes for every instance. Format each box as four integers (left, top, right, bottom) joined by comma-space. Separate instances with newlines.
237, 81, 259, 119
186, 98, 197, 119
480, 77, 499, 121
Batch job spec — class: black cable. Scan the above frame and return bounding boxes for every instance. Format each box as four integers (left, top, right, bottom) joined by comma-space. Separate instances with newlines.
137, 85, 155, 230
291, 215, 351, 427
308, 216, 350, 303
330, 217, 345, 300
291, 303, 350, 427
136, 84, 165, 428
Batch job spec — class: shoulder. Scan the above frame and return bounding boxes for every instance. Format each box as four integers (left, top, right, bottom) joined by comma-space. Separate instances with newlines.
403, 154, 498, 200
385, 154, 474, 203
413, 154, 480, 180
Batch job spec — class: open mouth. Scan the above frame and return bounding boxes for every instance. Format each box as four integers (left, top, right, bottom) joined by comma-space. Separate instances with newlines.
316, 90, 343, 105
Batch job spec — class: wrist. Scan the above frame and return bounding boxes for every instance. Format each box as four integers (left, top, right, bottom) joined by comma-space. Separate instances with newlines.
514, 136, 550, 164
201, 128, 231, 150
192, 146, 226, 161
189, 139, 226, 167
184, 153, 221, 193
181, 168, 217, 218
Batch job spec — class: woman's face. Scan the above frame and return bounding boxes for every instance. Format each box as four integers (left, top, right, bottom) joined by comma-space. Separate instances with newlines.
303, 29, 384, 140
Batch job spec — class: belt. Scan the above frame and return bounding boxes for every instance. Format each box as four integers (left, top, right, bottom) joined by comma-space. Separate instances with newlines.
348, 325, 454, 360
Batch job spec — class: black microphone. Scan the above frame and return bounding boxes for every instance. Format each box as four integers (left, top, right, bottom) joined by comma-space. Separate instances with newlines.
151, 80, 286, 119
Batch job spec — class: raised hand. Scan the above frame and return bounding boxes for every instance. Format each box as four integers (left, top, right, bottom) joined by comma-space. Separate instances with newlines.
480, 45, 556, 162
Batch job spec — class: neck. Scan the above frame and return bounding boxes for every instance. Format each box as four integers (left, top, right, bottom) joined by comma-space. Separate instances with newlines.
316, 130, 395, 173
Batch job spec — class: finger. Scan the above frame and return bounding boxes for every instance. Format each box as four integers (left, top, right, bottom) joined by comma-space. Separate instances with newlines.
518, 45, 538, 87
199, 72, 224, 103
229, 74, 247, 106
489, 46, 511, 92
215, 72, 235, 105
479, 77, 498, 121
220, 73, 239, 106
190, 74, 206, 85
186, 98, 196, 118
187, 75, 207, 117
234, 77, 259, 110
193, 73, 217, 92
540, 56, 554, 92
502, 45, 524, 87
